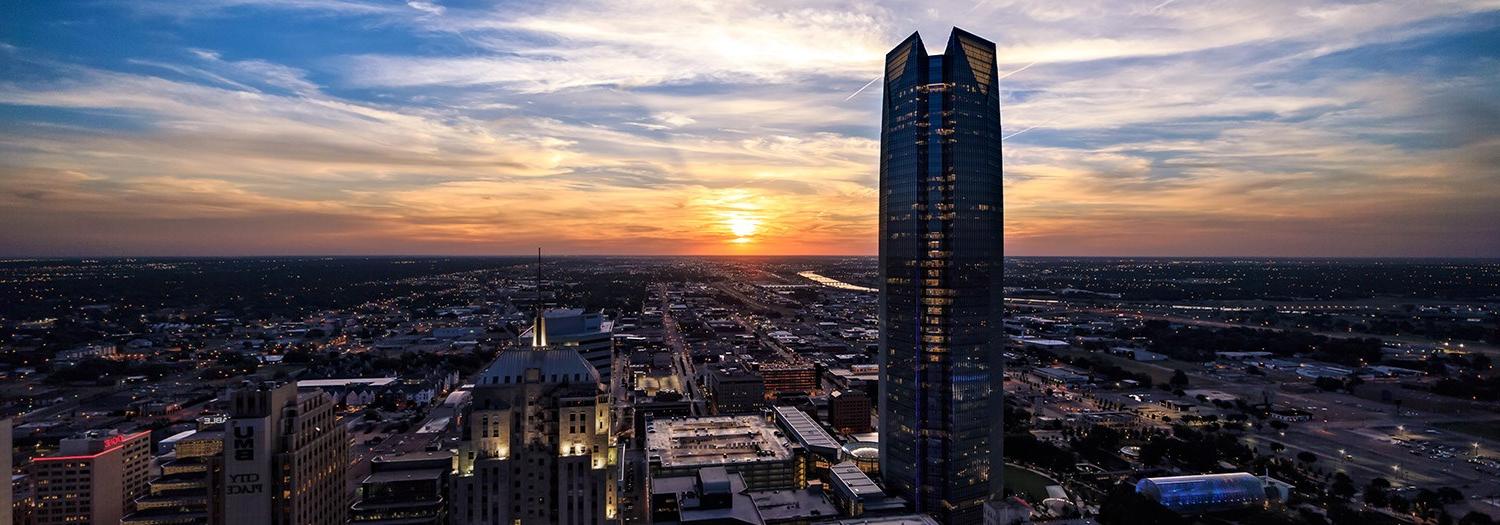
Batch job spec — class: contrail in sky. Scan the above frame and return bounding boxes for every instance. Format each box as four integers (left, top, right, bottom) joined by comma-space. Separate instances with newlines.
999, 61, 1037, 80
844, 74, 882, 101
852, 57, 1038, 102
1002, 119, 1057, 140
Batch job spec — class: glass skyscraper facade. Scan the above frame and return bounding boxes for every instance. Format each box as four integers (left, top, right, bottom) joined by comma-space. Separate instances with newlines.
877, 28, 1004, 525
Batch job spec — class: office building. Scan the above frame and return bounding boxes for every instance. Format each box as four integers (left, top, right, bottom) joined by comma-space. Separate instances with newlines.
645, 415, 800, 490
123, 430, 225, 525
878, 27, 1005, 524
223, 381, 349, 525
759, 360, 817, 397
12, 475, 35, 525
706, 362, 766, 415
520, 308, 616, 384
828, 389, 873, 433
451, 321, 615, 525
351, 451, 453, 524
31, 429, 151, 525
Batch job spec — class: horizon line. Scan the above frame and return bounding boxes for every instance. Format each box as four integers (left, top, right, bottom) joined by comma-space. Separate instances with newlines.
4, 254, 1500, 261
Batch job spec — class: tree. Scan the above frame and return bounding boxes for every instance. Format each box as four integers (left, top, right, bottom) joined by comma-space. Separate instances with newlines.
1314, 376, 1343, 392
1459, 511, 1495, 525
1170, 369, 1190, 388
1326, 503, 1360, 525
1270, 442, 1286, 454
1098, 482, 1186, 525
1390, 495, 1410, 514
1140, 437, 1170, 467
1364, 478, 1391, 508
1329, 472, 1356, 501
1297, 451, 1318, 464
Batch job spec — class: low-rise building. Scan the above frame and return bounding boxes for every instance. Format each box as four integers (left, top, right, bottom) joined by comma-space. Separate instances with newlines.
1025, 366, 1090, 388
646, 415, 799, 490
827, 390, 872, 434
827, 461, 905, 518
350, 451, 452, 525
707, 363, 766, 415
650, 467, 760, 525
123, 430, 225, 525
1135, 473, 1287, 514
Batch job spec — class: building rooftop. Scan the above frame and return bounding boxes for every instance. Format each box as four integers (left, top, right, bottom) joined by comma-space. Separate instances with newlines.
476, 347, 599, 386
362, 467, 446, 484
646, 415, 793, 469
829, 462, 883, 498
821, 517, 939, 525
1031, 366, 1090, 384
518, 308, 614, 341
1136, 472, 1269, 514
297, 377, 397, 388
759, 359, 814, 371
771, 406, 840, 457
749, 487, 837, 522
371, 450, 453, 467
653, 467, 763, 525
710, 363, 762, 382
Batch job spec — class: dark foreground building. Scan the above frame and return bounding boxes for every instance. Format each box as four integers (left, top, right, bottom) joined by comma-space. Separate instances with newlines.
877, 27, 1004, 524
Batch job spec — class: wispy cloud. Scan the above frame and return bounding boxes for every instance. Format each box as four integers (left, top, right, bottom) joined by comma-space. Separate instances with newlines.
1, 0, 1497, 256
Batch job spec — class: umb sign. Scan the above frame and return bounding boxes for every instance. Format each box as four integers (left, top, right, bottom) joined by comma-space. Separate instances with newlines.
224, 418, 273, 524
231, 423, 257, 461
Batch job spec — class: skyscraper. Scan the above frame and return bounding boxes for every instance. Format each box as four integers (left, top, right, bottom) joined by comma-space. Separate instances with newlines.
520, 308, 617, 384
451, 304, 617, 524
223, 381, 349, 525
877, 28, 1004, 525
31, 429, 152, 525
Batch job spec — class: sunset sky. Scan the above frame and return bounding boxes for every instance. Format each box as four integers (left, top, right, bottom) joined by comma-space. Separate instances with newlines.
2, 0, 1498, 256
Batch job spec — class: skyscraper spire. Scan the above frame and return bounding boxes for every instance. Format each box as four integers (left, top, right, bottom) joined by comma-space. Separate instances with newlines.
532, 247, 548, 348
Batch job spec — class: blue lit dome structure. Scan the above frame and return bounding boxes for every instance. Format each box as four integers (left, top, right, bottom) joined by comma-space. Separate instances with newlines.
1135, 473, 1270, 514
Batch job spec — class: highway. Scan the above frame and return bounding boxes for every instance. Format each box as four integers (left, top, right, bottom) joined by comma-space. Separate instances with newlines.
1010, 297, 1500, 358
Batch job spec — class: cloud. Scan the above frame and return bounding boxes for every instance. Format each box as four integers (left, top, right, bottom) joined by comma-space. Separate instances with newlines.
2, 0, 1498, 256
341, 0, 893, 92
406, 1, 444, 16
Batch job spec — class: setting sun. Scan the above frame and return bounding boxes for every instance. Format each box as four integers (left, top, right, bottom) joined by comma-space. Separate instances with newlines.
724, 214, 761, 243
727, 216, 759, 238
